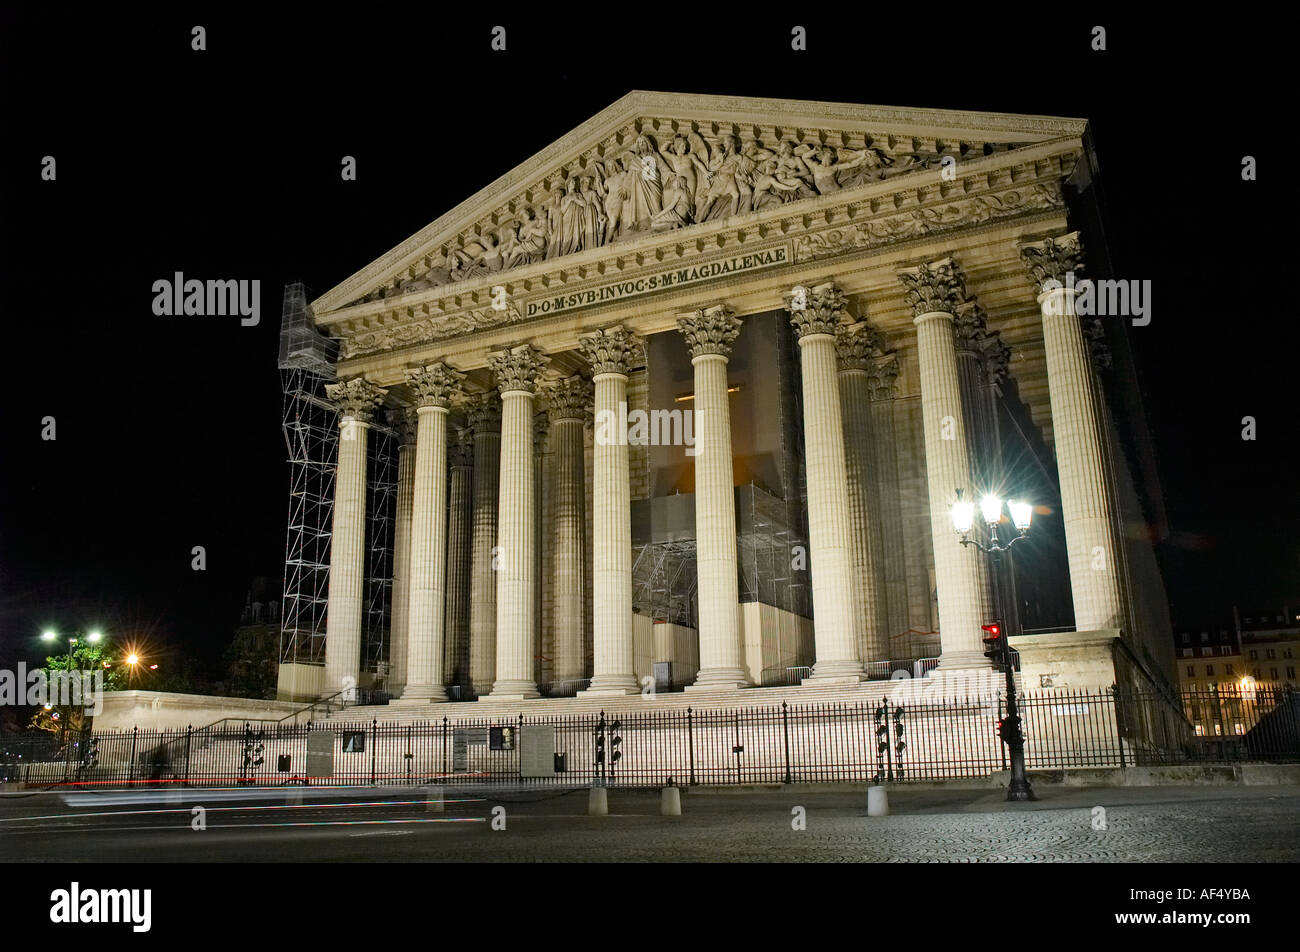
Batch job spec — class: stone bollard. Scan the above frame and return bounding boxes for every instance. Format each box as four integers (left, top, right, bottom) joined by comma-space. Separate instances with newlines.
425, 785, 444, 813
660, 784, 682, 816
588, 784, 609, 816
867, 785, 889, 817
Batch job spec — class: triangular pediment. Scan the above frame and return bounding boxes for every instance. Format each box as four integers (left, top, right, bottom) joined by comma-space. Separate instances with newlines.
311, 90, 1086, 317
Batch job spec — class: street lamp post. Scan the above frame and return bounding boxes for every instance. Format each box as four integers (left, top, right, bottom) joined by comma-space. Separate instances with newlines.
951, 491, 1037, 802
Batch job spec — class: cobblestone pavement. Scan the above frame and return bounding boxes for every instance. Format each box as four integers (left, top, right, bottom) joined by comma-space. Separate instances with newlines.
2, 784, 1297, 862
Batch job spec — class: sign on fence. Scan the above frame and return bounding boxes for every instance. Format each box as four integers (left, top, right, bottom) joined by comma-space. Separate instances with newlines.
519, 726, 556, 778
306, 731, 334, 778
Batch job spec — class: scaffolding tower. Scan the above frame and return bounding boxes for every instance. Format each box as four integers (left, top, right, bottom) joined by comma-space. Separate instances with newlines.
278, 283, 396, 679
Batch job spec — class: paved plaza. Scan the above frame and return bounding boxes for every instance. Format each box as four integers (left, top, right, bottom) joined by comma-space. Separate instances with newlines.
2, 783, 1296, 862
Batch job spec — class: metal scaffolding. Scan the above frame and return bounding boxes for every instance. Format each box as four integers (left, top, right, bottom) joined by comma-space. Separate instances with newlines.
277, 283, 395, 678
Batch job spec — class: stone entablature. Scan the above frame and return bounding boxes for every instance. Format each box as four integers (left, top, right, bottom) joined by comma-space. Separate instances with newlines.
319, 128, 1075, 367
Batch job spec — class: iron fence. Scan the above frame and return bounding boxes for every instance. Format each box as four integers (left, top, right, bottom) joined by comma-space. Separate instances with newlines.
4, 686, 1296, 790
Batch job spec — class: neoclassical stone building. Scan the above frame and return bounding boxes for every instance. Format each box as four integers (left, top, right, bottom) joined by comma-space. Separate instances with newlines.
276, 91, 1175, 704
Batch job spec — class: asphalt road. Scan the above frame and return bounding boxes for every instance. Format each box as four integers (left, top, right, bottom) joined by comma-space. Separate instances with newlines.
2, 783, 1298, 862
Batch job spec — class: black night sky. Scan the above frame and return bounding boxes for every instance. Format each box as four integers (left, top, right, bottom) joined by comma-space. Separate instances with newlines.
1, 10, 1292, 678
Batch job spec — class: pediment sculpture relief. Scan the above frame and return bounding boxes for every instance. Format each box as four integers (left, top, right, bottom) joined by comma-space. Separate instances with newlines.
364, 129, 982, 305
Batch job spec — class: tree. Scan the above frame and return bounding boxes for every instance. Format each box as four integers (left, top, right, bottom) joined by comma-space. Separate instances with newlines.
28, 641, 125, 736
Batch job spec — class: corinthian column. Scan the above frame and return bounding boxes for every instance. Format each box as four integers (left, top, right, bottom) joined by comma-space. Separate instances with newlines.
678, 306, 749, 690
444, 426, 473, 692
579, 328, 641, 695
784, 284, 863, 682
387, 408, 418, 697
466, 395, 501, 697
869, 358, 910, 649
322, 377, 386, 696
898, 259, 988, 670
486, 344, 550, 699
836, 321, 889, 666
545, 374, 592, 686
1021, 233, 1124, 631
401, 362, 464, 701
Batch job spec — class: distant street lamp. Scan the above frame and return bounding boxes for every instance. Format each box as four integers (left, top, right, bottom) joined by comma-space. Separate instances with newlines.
951, 489, 1037, 802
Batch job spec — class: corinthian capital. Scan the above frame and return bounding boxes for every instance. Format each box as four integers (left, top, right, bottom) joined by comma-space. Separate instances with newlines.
1020, 231, 1084, 295
390, 405, 419, 446
488, 343, 550, 395
785, 282, 850, 340
449, 426, 474, 467
544, 374, 593, 422
953, 301, 990, 353
835, 320, 885, 371
406, 361, 465, 409
869, 357, 900, 401
677, 304, 741, 359
578, 326, 642, 377
897, 257, 968, 318
464, 393, 502, 433
325, 377, 386, 423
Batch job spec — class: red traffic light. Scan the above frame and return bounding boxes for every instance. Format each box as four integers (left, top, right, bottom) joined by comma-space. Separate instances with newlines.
981, 623, 1001, 636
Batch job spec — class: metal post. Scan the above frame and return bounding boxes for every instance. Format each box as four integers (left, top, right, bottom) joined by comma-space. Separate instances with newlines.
370, 719, 377, 785
1111, 686, 1127, 768
184, 725, 193, 786
686, 707, 696, 786
129, 727, 138, 784
442, 717, 449, 777
781, 701, 792, 785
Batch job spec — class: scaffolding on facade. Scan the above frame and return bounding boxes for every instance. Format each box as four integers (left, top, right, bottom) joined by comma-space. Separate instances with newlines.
278, 283, 395, 678
736, 482, 809, 618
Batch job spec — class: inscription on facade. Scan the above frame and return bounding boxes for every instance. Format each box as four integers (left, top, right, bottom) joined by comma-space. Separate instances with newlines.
523, 244, 790, 319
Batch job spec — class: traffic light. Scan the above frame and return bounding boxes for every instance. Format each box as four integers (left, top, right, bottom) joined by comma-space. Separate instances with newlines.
595, 730, 606, 765
982, 622, 1006, 669
609, 719, 622, 768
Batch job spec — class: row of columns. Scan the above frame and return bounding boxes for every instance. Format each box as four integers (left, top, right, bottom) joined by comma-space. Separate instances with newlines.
322, 232, 1125, 695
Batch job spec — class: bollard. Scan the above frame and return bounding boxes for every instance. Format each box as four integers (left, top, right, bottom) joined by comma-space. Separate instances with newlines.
588, 784, 608, 816
425, 785, 444, 813
660, 785, 682, 816
867, 785, 889, 817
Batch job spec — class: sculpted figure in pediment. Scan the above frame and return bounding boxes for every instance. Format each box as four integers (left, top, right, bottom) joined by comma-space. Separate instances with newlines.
651, 175, 693, 231
515, 206, 548, 265
578, 176, 606, 251
659, 133, 710, 220
697, 134, 755, 222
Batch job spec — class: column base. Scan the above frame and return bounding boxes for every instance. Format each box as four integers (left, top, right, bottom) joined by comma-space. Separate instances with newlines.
685, 667, 751, 692
395, 685, 447, 703
486, 679, 540, 700
579, 675, 640, 697
805, 659, 865, 682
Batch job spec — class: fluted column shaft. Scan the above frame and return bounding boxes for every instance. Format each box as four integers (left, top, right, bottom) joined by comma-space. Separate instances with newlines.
578, 330, 639, 696
551, 412, 587, 683
677, 306, 747, 690
1022, 234, 1124, 632
387, 430, 416, 696
444, 438, 472, 689
492, 390, 540, 697
586, 373, 638, 693
915, 311, 987, 667
403, 405, 450, 700
487, 344, 549, 699
322, 377, 384, 696
468, 409, 500, 696
839, 367, 887, 663
869, 365, 910, 649
1041, 294, 1123, 629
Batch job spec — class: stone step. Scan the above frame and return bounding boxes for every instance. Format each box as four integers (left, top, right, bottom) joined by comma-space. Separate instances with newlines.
317, 672, 1019, 726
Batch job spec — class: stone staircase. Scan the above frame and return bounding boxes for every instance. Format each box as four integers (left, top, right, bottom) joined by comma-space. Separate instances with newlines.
317, 671, 1020, 726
